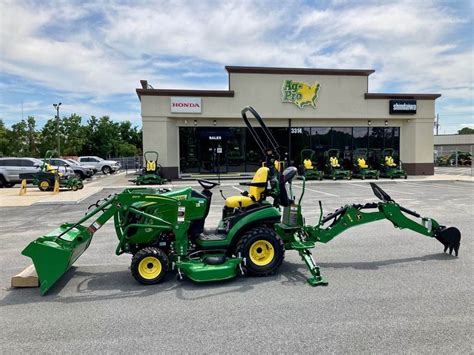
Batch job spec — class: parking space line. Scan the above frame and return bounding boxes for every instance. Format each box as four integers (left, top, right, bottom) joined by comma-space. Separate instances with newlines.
348, 182, 415, 195
292, 184, 339, 197
232, 185, 244, 193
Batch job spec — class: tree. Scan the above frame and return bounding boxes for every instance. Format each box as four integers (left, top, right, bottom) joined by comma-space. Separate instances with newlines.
457, 127, 474, 135
0, 119, 11, 157
62, 114, 85, 155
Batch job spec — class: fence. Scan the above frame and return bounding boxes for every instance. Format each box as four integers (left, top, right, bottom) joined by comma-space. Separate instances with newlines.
110, 156, 143, 173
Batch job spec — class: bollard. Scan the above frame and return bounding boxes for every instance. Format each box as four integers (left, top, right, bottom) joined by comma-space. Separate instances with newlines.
19, 179, 27, 195
53, 178, 60, 194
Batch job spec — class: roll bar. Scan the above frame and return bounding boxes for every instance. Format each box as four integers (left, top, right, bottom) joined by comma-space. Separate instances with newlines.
241, 106, 280, 162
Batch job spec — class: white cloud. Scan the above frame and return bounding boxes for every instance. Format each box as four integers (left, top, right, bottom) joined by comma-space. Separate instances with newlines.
0, 0, 472, 132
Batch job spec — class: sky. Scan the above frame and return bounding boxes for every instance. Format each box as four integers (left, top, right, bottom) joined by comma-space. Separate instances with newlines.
0, 0, 472, 133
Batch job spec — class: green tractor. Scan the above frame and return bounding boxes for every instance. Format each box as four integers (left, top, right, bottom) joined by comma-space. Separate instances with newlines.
298, 149, 324, 180
352, 148, 379, 180
379, 148, 407, 179
130, 151, 168, 185
20, 150, 83, 191
20, 107, 461, 295
324, 149, 351, 180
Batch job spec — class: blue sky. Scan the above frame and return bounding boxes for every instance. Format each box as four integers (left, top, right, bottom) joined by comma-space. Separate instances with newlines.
0, 0, 472, 133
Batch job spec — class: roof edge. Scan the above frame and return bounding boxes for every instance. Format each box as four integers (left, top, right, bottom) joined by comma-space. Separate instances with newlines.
136, 89, 235, 99
365, 93, 441, 100
225, 66, 375, 76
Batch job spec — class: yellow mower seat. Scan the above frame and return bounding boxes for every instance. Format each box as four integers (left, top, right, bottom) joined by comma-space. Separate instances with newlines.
146, 160, 156, 172
225, 167, 269, 208
357, 158, 368, 169
329, 156, 340, 168
385, 156, 396, 167
303, 159, 313, 170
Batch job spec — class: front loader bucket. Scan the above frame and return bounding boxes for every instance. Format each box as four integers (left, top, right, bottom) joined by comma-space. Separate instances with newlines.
434, 227, 461, 256
22, 224, 93, 295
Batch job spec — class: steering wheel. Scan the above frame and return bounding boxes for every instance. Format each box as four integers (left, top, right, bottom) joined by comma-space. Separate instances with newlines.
197, 179, 219, 190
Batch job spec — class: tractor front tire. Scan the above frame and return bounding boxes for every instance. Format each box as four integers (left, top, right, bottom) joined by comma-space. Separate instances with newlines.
38, 179, 52, 191
131, 247, 168, 285
236, 227, 284, 276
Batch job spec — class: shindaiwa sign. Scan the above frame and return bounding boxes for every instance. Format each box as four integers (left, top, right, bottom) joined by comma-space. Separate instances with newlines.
281, 80, 321, 109
390, 100, 417, 114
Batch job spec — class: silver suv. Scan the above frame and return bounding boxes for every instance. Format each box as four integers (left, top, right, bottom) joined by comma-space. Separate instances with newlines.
0, 157, 43, 188
78, 156, 121, 174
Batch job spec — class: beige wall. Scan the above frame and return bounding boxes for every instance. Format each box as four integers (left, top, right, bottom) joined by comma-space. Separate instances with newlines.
140, 71, 438, 175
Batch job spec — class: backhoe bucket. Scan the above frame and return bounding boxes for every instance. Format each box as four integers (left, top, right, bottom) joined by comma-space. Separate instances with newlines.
22, 223, 93, 295
434, 226, 461, 256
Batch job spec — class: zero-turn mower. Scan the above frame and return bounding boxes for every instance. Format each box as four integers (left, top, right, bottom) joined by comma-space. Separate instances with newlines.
130, 151, 168, 185
297, 149, 324, 180
20, 150, 84, 191
19, 108, 461, 295
324, 149, 351, 180
352, 148, 379, 180
378, 148, 407, 179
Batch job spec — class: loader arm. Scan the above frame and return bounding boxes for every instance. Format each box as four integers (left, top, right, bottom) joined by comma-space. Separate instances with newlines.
22, 191, 181, 295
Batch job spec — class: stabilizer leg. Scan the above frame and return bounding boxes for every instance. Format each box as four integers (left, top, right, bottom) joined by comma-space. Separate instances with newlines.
298, 249, 328, 287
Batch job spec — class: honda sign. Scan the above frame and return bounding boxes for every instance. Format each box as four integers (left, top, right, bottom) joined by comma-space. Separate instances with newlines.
170, 97, 202, 113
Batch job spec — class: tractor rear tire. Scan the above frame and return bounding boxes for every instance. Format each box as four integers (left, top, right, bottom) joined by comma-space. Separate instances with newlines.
236, 227, 284, 276
131, 247, 168, 285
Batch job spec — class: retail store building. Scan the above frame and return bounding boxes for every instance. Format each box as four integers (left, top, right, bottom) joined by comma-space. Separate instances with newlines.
137, 66, 440, 179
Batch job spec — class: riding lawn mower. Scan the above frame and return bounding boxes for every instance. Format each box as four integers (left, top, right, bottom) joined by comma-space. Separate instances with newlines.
379, 148, 407, 179
298, 149, 324, 180
20, 150, 84, 191
324, 149, 352, 180
129, 151, 168, 185
352, 148, 379, 180
20, 108, 461, 295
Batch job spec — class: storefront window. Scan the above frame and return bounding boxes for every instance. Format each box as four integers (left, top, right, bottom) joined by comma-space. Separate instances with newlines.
179, 125, 400, 174
289, 127, 311, 165
227, 128, 246, 172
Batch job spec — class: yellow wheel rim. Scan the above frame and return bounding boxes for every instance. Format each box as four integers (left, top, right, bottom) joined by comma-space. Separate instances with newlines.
138, 256, 162, 280
249, 240, 274, 266
40, 181, 50, 189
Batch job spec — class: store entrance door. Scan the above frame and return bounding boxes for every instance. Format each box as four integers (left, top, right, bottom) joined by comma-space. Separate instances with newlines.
197, 128, 230, 174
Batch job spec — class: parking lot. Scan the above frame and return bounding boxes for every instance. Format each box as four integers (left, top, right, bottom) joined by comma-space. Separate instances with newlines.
0, 178, 472, 353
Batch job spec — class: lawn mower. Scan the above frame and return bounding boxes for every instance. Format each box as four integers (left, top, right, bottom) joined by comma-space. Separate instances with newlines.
324, 149, 351, 180
379, 148, 407, 179
20, 150, 83, 191
19, 107, 461, 295
352, 148, 379, 180
297, 149, 324, 180
130, 151, 168, 185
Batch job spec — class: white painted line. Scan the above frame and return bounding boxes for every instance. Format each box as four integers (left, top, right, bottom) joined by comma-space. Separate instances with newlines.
348, 182, 415, 195
292, 184, 339, 197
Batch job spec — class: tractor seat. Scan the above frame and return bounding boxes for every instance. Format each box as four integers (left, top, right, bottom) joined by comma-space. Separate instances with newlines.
225, 167, 269, 208
146, 161, 156, 172
329, 157, 340, 168
303, 159, 313, 170
385, 156, 397, 167
357, 158, 368, 169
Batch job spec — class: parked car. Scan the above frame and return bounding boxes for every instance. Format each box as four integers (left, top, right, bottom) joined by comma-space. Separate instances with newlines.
67, 158, 97, 174
0, 157, 43, 188
77, 156, 121, 174
48, 158, 93, 179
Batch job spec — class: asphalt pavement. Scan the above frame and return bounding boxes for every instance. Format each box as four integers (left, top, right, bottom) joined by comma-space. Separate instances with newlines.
0, 179, 472, 353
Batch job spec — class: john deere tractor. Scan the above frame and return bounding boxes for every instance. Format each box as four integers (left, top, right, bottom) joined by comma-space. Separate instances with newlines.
379, 148, 407, 179
130, 151, 168, 185
324, 149, 351, 180
20, 150, 83, 191
20, 107, 461, 295
298, 149, 323, 180
352, 148, 379, 180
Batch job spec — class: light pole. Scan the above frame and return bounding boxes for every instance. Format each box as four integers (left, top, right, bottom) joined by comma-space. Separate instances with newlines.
53, 102, 62, 156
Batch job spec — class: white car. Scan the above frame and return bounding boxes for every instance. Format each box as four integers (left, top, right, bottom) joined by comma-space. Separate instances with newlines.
77, 156, 121, 174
